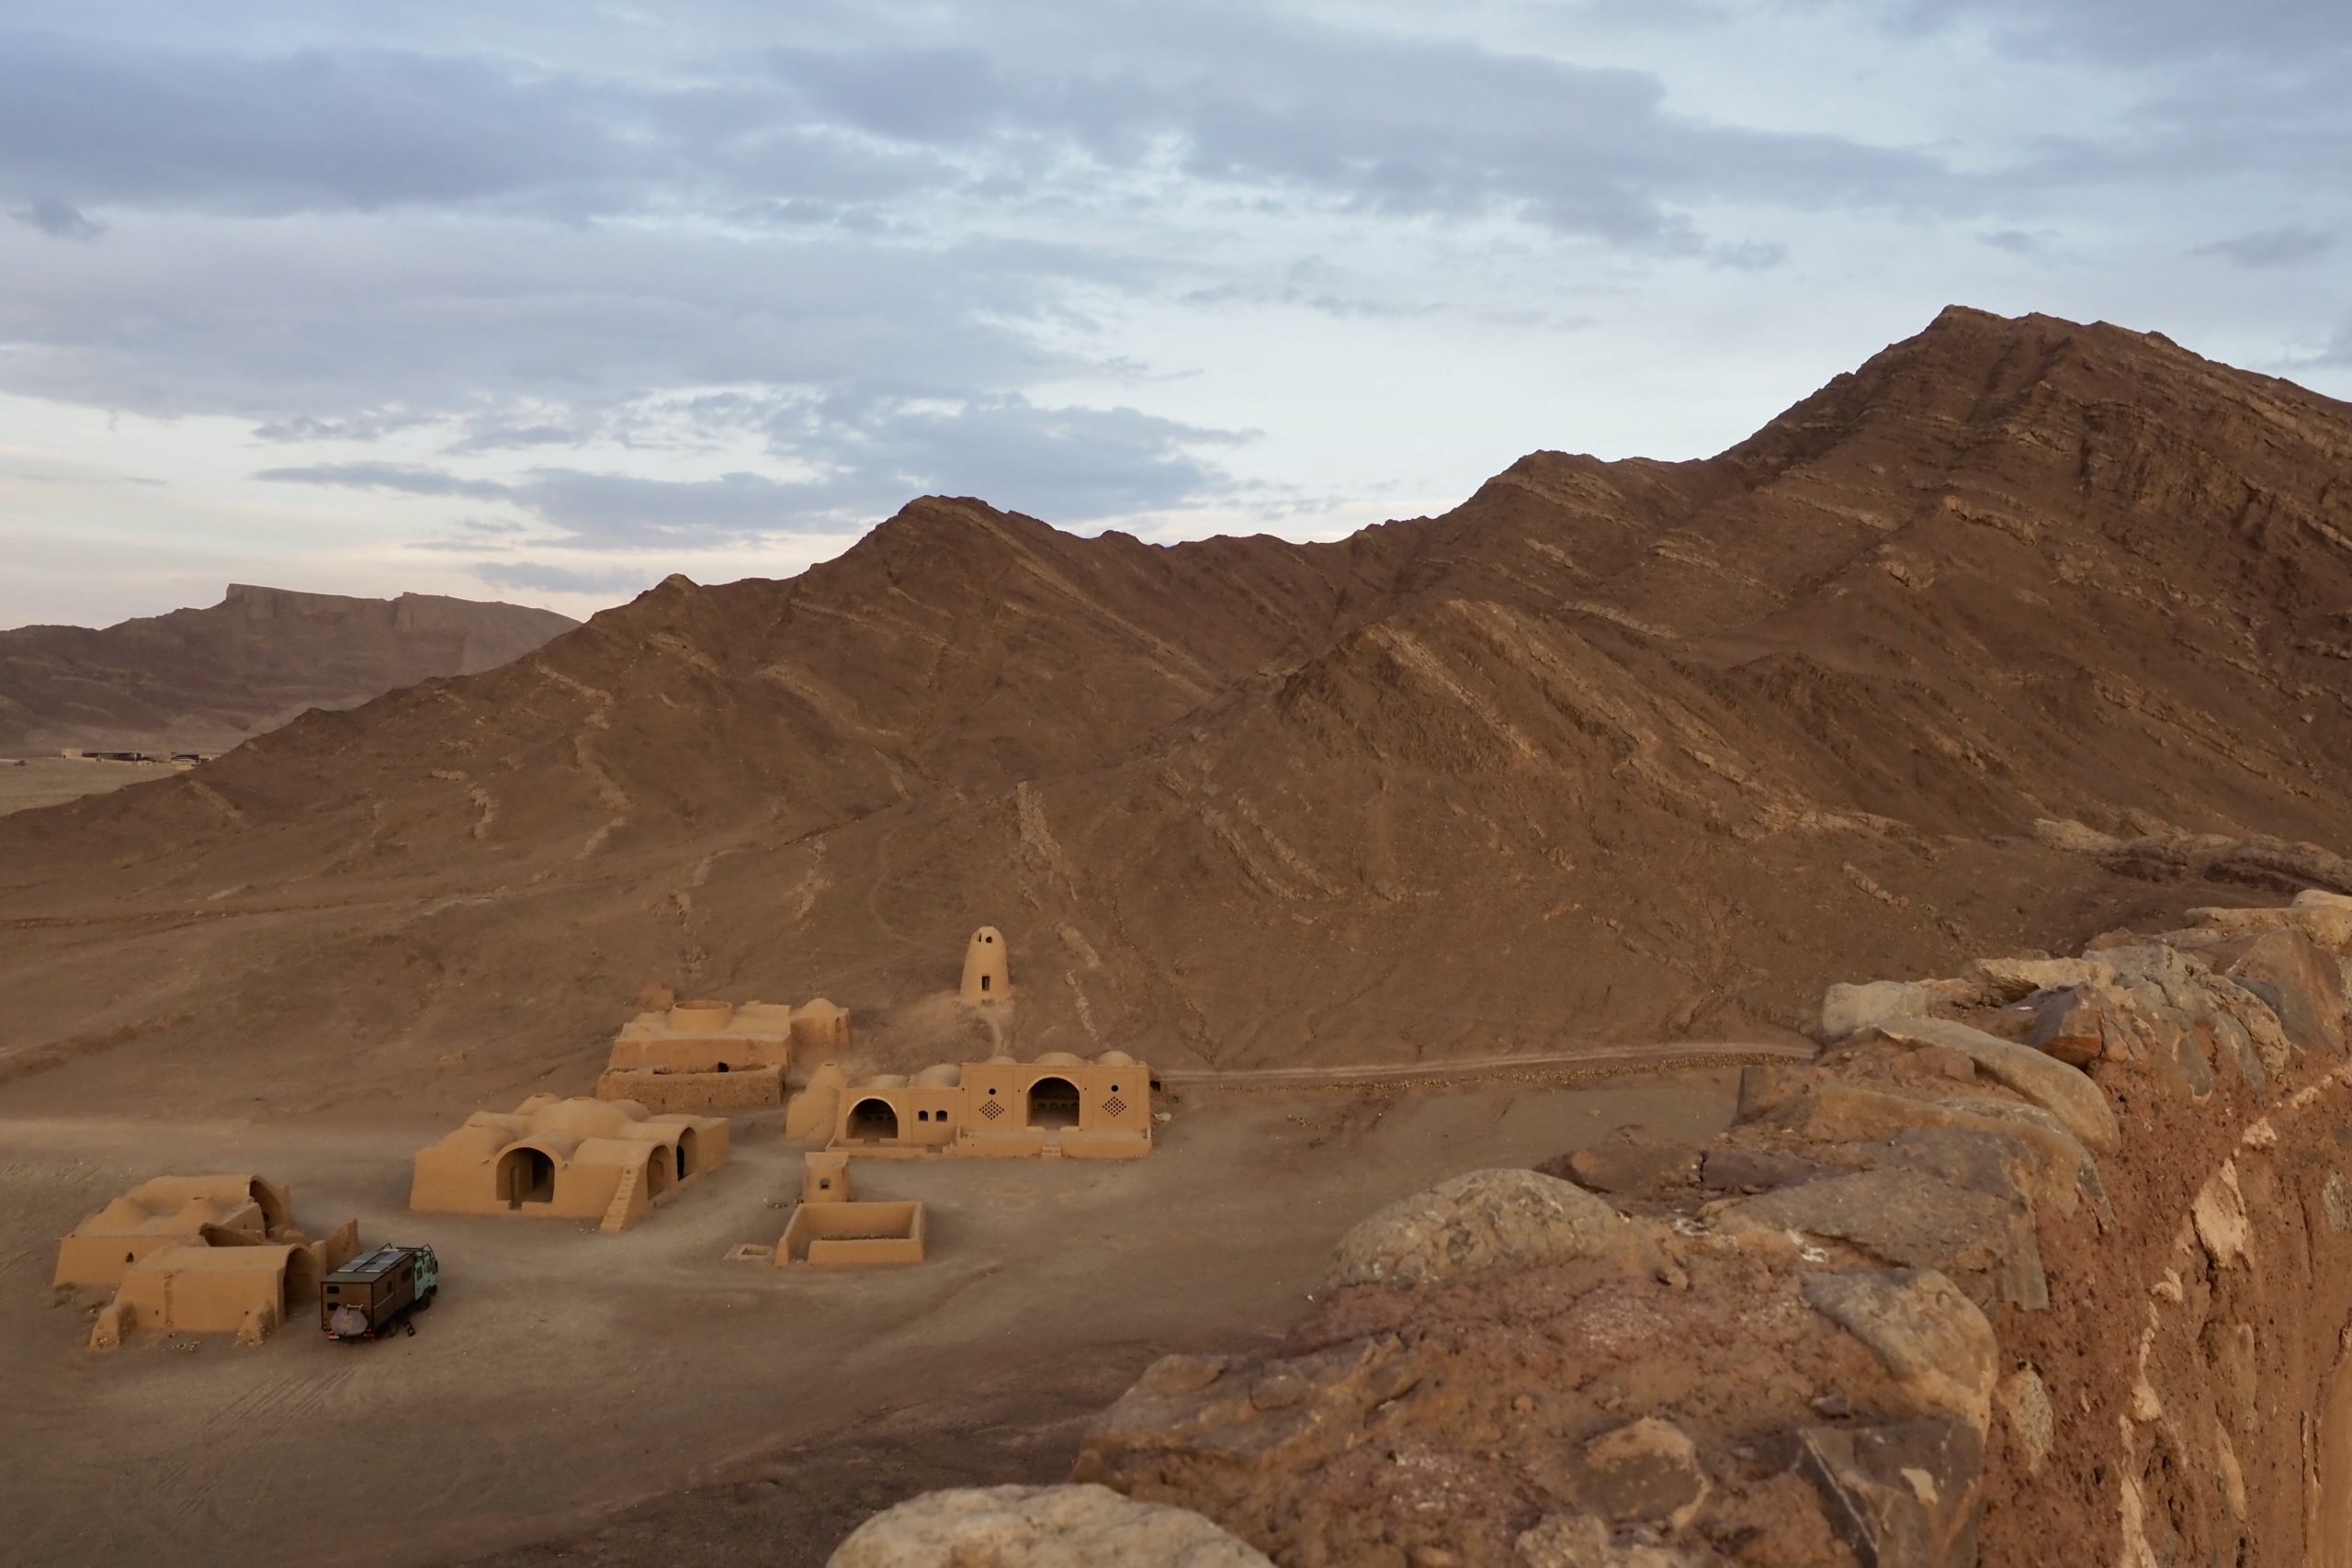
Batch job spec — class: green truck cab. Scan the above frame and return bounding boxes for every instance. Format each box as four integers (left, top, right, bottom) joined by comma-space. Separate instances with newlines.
322, 1244, 439, 1340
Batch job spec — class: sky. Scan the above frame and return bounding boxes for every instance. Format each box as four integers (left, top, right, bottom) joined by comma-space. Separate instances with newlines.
1, 1, 2347, 628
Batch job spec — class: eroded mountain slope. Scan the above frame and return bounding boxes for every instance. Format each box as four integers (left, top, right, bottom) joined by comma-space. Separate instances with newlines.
3, 307, 2347, 1111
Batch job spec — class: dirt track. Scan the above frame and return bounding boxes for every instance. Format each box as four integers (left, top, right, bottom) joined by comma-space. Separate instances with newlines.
1159, 1041, 1813, 1091
2, 1070, 1741, 1568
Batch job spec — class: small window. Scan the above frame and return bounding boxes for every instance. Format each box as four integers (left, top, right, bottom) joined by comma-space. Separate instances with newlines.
980, 976, 991, 993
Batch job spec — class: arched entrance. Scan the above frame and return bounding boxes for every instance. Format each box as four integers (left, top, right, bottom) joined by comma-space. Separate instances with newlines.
646, 1143, 675, 1196
676, 1125, 699, 1179
246, 1179, 290, 1234
498, 1146, 556, 1207
1028, 1077, 1081, 1130
846, 1098, 900, 1143
284, 1245, 322, 1305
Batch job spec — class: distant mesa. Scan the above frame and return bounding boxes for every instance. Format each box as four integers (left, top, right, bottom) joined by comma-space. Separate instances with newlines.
0, 581, 575, 757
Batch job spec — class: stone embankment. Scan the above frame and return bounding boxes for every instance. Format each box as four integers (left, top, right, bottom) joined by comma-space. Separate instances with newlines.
833, 891, 2352, 1566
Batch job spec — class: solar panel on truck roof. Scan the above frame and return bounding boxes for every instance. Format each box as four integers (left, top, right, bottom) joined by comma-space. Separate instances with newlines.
325, 1246, 410, 1282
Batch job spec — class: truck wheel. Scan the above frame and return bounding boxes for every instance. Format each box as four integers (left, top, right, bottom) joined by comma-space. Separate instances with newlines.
416, 1289, 435, 1310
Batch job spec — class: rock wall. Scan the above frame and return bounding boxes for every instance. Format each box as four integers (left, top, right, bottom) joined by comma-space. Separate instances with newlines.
832, 890, 2352, 1566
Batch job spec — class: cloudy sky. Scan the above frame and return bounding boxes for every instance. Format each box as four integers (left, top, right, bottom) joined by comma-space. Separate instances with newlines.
2, 1, 2346, 628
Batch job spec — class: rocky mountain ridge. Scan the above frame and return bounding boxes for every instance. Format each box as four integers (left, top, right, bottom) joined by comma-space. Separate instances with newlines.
2, 306, 2347, 1111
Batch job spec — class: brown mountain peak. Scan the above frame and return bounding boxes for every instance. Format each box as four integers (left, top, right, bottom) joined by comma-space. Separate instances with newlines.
3, 310, 2348, 1112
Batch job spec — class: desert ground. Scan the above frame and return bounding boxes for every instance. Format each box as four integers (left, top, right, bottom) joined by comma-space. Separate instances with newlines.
0, 756, 187, 818
2, 1066, 1742, 1568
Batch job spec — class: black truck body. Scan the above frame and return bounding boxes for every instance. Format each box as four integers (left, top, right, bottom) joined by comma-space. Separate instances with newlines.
322, 1244, 438, 1339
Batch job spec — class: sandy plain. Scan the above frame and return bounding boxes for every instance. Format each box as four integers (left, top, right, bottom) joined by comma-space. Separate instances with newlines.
0, 757, 186, 818
3, 1069, 1740, 1568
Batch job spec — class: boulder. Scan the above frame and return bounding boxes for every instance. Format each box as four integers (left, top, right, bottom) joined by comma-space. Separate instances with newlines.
2188, 902, 2352, 956
1717, 1167, 2046, 1310
2222, 928, 2346, 1055
2191, 1159, 2251, 1269
1997, 1367, 2054, 1477
1699, 1146, 1836, 1195
1822, 981, 1936, 1043
1868, 1017, 2120, 1154
1795, 1419, 1984, 1568
1871, 1127, 2040, 1208
1513, 1515, 1705, 1568
2022, 987, 2116, 1066
1328, 1168, 1644, 1290
828, 1484, 1272, 1567
1077, 1338, 1420, 1483
1752, 1079, 2101, 1218
1541, 1140, 1702, 1197
1801, 1269, 1997, 1434
1576, 1417, 1709, 1529
2294, 889, 2352, 911
1965, 955, 2119, 1004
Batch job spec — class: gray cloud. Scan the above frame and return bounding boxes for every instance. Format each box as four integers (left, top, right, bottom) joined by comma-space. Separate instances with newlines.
253, 461, 808, 545
471, 560, 654, 595
0, 13, 1951, 248
5, 0, 2350, 625
768, 394, 1255, 523
259, 392, 1252, 545
0, 218, 1111, 423
2191, 225, 2337, 269
757, 17, 1953, 251
253, 459, 513, 501
1979, 227, 2043, 254
0, 5, 1997, 523
13, 196, 104, 240
512, 469, 813, 544
1871, 0, 2352, 69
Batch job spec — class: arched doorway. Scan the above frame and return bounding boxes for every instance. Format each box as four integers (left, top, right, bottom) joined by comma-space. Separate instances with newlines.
846, 1098, 900, 1143
646, 1144, 675, 1196
246, 1179, 290, 1234
1028, 1077, 1081, 1131
498, 1146, 556, 1207
676, 1126, 699, 1179
284, 1246, 322, 1306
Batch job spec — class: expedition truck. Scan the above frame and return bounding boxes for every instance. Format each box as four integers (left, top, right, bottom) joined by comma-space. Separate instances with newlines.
322, 1244, 438, 1340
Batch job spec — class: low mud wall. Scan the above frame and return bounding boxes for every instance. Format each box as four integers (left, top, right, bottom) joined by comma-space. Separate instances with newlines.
831, 890, 2352, 1567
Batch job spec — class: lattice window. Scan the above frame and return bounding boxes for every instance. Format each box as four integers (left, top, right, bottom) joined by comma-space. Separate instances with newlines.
1102, 1095, 1127, 1117
980, 1098, 1005, 1120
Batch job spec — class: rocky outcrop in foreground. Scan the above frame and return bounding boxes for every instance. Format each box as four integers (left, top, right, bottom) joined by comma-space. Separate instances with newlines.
836, 890, 2352, 1565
